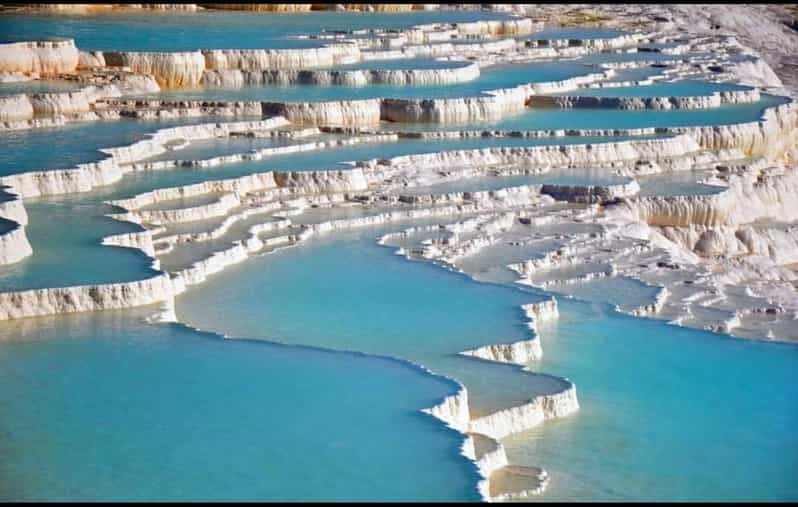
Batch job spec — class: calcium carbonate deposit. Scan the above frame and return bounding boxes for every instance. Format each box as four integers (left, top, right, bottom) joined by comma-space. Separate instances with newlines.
0, 3, 797, 503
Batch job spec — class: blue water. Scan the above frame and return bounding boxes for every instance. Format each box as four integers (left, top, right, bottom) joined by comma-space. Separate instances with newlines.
139, 135, 304, 163
0, 197, 158, 292
0, 216, 16, 234
175, 228, 566, 418
0, 307, 480, 502
174, 227, 798, 502
0, 10, 513, 51
0, 79, 84, 96
511, 300, 798, 501
144, 62, 598, 102
0, 116, 256, 176
636, 170, 725, 197
489, 94, 790, 131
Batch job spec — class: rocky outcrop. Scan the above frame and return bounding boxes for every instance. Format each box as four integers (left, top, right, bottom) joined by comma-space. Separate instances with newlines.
381, 86, 529, 124
0, 219, 33, 265
262, 98, 382, 126
200, 3, 312, 11
0, 273, 178, 320
0, 94, 34, 121
201, 62, 480, 88
0, 39, 79, 76
460, 337, 542, 365
0, 78, 159, 126
524, 32, 646, 52
468, 383, 579, 440
541, 179, 640, 204
677, 100, 798, 159
0, 186, 32, 265
103, 51, 206, 88
78, 50, 106, 69
202, 45, 361, 71
625, 167, 798, 227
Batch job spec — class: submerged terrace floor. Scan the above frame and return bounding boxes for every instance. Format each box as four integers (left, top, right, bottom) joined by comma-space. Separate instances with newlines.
0, 4, 797, 503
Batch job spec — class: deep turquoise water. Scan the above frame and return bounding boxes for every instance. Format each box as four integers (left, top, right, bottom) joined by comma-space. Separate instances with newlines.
174, 227, 798, 502
0, 307, 480, 502
0, 197, 157, 292
511, 300, 798, 501
0, 216, 16, 235
0, 10, 513, 51
175, 228, 566, 418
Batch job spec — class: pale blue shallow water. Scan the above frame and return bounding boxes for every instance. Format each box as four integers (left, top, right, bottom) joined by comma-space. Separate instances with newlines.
0, 197, 158, 292
488, 94, 790, 130
175, 228, 567, 418
512, 299, 798, 502
174, 227, 798, 502
0, 79, 84, 96
0, 116, 255, 176
0, 10, 513, 51
0, 307, 480, 502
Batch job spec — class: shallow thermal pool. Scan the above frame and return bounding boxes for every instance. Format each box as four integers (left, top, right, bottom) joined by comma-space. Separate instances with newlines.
0, 306, 480, 502
174, 227, 798, 502
0, 79, 85, 96
0, 9, 515, 51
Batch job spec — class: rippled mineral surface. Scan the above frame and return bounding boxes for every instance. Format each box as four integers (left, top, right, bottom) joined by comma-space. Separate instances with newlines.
0, 3, 797, 503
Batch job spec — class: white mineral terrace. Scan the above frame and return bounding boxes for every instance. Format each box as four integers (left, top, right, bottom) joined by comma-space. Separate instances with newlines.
1, 3, 797, 502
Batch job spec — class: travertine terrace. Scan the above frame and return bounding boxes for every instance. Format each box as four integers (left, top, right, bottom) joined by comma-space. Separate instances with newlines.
1, 3, 797, 502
